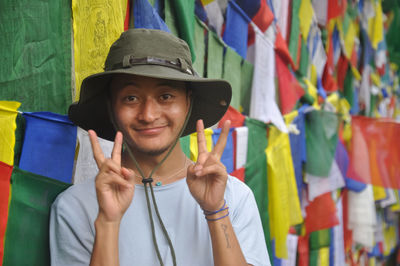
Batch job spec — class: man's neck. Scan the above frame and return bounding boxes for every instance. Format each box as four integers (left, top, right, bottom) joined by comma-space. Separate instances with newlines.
121, 143, 189, 184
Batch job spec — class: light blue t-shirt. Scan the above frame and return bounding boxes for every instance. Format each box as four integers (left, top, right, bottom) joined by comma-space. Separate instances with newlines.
50, 176, 270, 265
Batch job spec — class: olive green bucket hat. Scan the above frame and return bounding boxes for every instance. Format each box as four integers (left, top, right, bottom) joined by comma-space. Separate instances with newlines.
68, 28, 232, 141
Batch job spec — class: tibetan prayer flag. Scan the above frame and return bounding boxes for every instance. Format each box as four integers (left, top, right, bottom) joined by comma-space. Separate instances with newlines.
19, 112, 77, 183
327, 0, 347, 21
249, 26, 287, 133
288, 0, 301, 68
347, 116, 400, 189
222, 47, 242, 110
310, 229, 331, 250
193, 17, 206, 77
266, 126, 303, 258
234, 126, 248, 170
234, 0, 260, 19
0, 0, 71, 114
367, 0, 384, 49
230, 167, 245, 182
275, 30, 296, 70
166, 0, 196, 60
240, 60, 254, 115
247, 0, 274, 46
133, 0, 170, 32
212, 128, 234, 174
245, 150, 272, 261
305, 110, 339, 177
190, 128, 213, 161
223, 1, 249, 59
180, 135, 191, 159
276, 54, 305, 115
0, 162, 12, 265
218, 106, 245, 128
3, 167, 70, 265
245, 117, 267, 162
305, 192, 339, 233
298, 0, 314, 41
203, 1, 224, 36
0, 101, 20, 166
72, 0, 127, 99
206, 31, 224, 79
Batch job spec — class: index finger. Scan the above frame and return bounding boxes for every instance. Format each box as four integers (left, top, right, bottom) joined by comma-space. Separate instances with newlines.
196, 119, 208, 155
88, 130, 105, 168
212, 120, 231, 159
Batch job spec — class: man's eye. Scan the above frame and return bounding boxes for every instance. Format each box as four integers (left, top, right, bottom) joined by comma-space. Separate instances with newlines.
160, 94, 173, 101
125, 96, 137, 102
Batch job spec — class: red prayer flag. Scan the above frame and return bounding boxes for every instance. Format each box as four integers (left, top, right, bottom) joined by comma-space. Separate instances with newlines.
327, 0, 347, 21
230, 167, 245, 182
275, 29, 296, 70
247, 0, 274, 46
0, 162, 13, 265
297, 234, 310, 266
336, 55, 349, 92
347, 116, 400, 189
218, 106, 245, 128
305, 192, 339, 233
124, 0, 131, 31
276, 53, 305, 115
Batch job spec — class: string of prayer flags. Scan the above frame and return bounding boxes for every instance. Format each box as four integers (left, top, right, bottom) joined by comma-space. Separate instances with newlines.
72, 0, 127, 99
266, 126, 303, 258
190, 128, 213, 161
206, 31, 224, 79
0, 162, 12, 265
3, 167, 70, 265
133, 0, 170, 32
0, 0, 72, 113
305, 110, 339, 177
305, 192, 339, 233
19, 112, 77, 183
0, 101, 20, 166
212, 128, 234, 174
223, 1, 249, 59
73, 127, 113, 184
248, 25, 287, 133
193, 17, 206, 77
222, 47, 242, 110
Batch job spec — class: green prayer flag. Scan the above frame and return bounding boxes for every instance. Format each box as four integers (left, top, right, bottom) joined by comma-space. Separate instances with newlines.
245, 118, 268, 162
165, 0, 195, 60
387, 7, 400, 66
298, 38, 309, 77
164, 0, 179, 36
309, 249, 319, 266
240, 59, 254, 115
223, 47, 242, 110
0, 0, 72, 114
309, 229, 331, 250
343, 67, 354, 109
3, 167, 70, 265
288, 0, 301, 67
305, 110, 339, 177
180, 135, 191, 158
206, 31, 224, 79
193, 17, 206, 77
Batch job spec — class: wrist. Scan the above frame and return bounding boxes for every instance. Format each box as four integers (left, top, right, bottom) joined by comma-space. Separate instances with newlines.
202, 199, 229, 222
95, 213, 121, 229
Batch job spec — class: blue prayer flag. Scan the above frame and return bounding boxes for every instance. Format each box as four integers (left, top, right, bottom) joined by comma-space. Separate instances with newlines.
212, 128, 234, 174
134, 0, 170, 32
223, 1, 250, 59
234, 0, 261, 19
19, 112, 77, 183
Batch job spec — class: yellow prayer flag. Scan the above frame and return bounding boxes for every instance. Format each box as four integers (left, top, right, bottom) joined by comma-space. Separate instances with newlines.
318, 247, 330, 266
284, 110, 299, 125
368, 0, 384, 49
372, 185, 386, 201
371, 72, 381, 87
299, 0, 314, 41
266, 126, 303, 259
351, 66, 362, 81
189, 129, 213, 161
390, 191, 400, 211
0, 101, 21, 165
72, 0, 128, 99
343, 21, 356, 58
200, 0, 215, 5
310, 65, 317, 87
304, 79, 320, 110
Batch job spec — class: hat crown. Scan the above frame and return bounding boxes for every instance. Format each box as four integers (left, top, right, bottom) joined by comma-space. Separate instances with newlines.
105, 29, 193, 71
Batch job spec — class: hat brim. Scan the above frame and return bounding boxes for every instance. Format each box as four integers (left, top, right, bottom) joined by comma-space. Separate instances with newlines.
68, 65, 232, 141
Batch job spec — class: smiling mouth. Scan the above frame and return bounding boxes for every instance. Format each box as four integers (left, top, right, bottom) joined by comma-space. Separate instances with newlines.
134, 126, 167, 135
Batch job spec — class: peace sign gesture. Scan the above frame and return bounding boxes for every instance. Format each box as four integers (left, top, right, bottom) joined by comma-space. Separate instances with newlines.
88, 130, 135, 224
187, 119, 231, 212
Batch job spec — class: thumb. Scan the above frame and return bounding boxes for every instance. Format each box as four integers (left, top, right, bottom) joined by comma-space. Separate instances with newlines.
121, 167, 135, 182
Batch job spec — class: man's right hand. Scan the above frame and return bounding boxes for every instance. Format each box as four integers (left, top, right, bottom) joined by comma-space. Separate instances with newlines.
88, 130, 135, 224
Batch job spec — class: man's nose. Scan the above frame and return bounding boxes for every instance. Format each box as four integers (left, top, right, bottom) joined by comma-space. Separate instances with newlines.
137, 98, 160, 122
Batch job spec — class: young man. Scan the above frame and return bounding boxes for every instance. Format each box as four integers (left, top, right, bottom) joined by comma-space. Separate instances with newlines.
50, 29, 270, 266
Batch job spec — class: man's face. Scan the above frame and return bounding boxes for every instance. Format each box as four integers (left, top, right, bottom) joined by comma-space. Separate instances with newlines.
111, 74, 190, 156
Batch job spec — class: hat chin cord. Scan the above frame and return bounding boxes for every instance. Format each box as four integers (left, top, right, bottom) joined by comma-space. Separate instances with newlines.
106, 97, 194, 266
